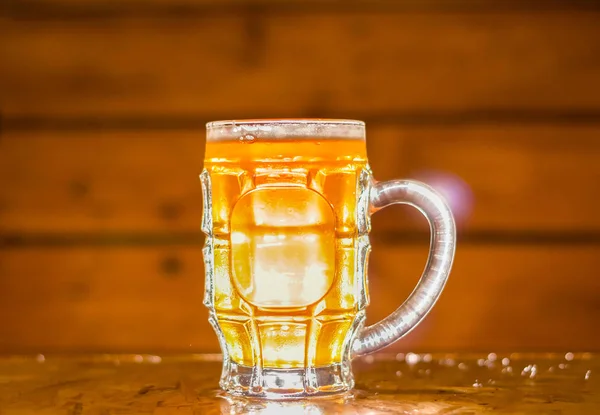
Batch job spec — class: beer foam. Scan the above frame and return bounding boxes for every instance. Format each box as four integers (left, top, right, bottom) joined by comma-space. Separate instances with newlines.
206, 119, 365, 141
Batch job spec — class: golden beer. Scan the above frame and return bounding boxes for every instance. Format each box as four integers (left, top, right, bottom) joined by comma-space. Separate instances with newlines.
204, 137, 368, 368
201, 120, 456, 399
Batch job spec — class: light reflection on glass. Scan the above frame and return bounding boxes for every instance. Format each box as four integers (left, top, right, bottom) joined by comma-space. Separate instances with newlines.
219, 396, 326, 415
219, 394, 451, 415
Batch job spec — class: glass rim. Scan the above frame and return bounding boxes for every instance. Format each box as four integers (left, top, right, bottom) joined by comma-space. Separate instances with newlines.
206, 118, 366, 141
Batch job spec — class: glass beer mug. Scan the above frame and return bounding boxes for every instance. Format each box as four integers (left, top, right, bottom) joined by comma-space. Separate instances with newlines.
201, 119, 456, 399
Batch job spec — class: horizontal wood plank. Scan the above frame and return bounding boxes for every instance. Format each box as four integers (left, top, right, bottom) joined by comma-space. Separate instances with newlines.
370, 125, 600, 234
0, 244, 598, 352
0, 246, 207, 353
0, 131, 205, 234
2, 11, 600, 117
369, 244, 600, 351
1, 125, 599, 235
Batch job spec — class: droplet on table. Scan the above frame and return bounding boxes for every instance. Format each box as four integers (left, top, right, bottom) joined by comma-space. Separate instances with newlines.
406, 353, 420, 365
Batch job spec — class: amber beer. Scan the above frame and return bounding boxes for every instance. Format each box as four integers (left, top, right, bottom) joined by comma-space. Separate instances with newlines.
202, 120, 456, 399
203, 135, 369, 368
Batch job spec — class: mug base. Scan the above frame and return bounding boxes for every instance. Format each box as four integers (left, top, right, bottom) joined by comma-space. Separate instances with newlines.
221, 361, 353, 400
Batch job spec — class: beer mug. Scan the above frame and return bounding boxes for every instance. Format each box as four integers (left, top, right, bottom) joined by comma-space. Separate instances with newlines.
201, 119, 456, 399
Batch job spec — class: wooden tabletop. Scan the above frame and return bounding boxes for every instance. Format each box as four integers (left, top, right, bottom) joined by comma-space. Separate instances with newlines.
0, 353, 598, 414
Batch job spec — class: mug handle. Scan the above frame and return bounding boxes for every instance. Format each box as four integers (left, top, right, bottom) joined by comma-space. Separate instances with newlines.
352, 179, 457, 356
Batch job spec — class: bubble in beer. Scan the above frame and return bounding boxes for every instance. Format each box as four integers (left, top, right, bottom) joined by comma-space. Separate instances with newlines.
240, 134, 256, 143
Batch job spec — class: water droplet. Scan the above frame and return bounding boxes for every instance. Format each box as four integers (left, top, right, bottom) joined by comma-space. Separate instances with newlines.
548, 366, 555, 373
396, 353, 405, 362
559, 363, 566, 370
473, 379, 482, 388
488, 353, 497, 362
395, 370, 402, 377
477, 358, 486, 367
458, 363, 468, 371
147, 355, 162, 364
364, 355, 374, 364
502, 357, 510, 366
36, 354, 45, 363
565, 352, 574, 361
487, 379, 496, 385
406, 352, 420, 365
585, 370, 592, 380
528, 365, 538, 379
425, 369, 431, 375
239, 134, 256, 143
134, 355, 143, 363
423, 353, 433, 363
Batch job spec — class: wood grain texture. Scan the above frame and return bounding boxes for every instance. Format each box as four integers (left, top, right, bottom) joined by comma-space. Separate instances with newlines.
0, 131, 205, 234
370, 125, 600, 234
0, 246, 206, 353
2, 11, 600, 118
0, 354, 599, 414
0, 244, 598, 353
1, 125, 599, 235
1, 0, 599, 356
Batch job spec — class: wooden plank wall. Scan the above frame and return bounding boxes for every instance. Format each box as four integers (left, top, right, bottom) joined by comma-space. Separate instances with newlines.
1, 0, 599, 353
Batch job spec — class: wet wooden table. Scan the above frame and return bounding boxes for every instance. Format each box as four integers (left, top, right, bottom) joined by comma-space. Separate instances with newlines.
0, 353, 598, 414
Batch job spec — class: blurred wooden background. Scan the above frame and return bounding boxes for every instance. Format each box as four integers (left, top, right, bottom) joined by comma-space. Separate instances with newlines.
1, 0, 599, 353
